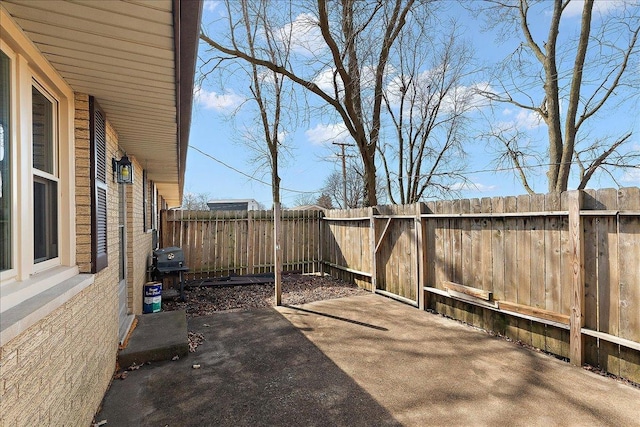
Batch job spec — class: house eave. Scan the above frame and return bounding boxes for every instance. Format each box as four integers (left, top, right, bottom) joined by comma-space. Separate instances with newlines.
0, 0, 202, 207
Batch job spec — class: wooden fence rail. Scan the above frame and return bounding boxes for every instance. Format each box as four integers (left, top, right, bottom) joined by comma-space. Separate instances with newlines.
160, 187, 640, 383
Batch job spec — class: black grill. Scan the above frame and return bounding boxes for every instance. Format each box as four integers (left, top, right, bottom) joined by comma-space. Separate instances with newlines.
154, 246, 188, 272
152, 246, 189, 301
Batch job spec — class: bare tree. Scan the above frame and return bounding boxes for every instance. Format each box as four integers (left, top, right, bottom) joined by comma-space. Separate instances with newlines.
321, 160, 386, 209
293, 192, 317, 206
322, 168, 365, 209
201, 0, 438, 206
181, 192, 211, 210
316, 192, 334, 209
474, 0, 640, 192
380, 21, 474, 204
201, 0, 298, 206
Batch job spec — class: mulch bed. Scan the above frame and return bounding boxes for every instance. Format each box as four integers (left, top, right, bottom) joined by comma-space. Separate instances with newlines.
162, 273, 369, 317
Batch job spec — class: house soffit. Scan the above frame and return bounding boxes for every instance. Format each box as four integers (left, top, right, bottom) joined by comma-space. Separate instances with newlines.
1, 0, 201, 206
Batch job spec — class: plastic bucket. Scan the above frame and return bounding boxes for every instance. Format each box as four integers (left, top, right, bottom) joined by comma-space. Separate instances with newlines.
143, 282, 162, 313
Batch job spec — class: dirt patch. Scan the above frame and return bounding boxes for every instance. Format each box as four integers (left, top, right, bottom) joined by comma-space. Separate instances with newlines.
162, 274, 369, 317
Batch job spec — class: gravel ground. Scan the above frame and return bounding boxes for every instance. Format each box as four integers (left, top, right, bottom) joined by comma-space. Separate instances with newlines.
162, 274, 369, 317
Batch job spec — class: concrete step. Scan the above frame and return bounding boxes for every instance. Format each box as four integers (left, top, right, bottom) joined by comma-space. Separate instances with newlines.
118, 310, 189, 368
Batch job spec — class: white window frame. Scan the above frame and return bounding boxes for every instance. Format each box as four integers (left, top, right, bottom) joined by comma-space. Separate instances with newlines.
31, 80, 60, 271
0, 7, 76, 306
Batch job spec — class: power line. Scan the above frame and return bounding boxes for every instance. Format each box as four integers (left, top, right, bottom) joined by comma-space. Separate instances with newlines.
332, 141, 355, 208
189, 145, 319, 194
386, 159, 640, 181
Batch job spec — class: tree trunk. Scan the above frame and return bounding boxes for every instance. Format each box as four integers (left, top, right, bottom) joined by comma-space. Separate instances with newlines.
363, 145, 378, 207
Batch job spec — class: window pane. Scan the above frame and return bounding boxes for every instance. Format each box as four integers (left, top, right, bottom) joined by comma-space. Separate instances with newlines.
34, 178, 58, 262
0, 51, 10, 271
32, 86, 54, 174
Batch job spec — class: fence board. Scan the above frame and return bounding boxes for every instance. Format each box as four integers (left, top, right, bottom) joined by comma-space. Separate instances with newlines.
516, 195, 532, 346
582, 189, 599, 366
560, 192, 572, 317
503, 196, 518, 307
491, 197, 505, 302
618, 188, 640, 380
595, 188, 620, 375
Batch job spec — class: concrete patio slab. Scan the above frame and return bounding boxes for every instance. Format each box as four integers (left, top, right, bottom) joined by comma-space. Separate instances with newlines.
96, 294, 640, 426
118, 310, 189, 368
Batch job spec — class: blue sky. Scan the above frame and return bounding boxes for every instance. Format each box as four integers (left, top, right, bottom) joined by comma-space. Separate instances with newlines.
184, 0, 640, 208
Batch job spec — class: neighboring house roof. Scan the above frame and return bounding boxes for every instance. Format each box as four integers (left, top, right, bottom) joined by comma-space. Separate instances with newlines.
207, 199, 260, 211
208, 199, 259, 204
1, 0, 202, 207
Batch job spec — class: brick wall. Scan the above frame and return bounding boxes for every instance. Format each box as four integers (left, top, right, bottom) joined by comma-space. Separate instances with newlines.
127, 159, 153, 315
0, 93, 120, 425
74, 94, 92, 273
0, 273, 118, 425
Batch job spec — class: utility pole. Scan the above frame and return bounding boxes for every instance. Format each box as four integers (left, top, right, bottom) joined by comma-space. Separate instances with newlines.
332, 142, 354, 209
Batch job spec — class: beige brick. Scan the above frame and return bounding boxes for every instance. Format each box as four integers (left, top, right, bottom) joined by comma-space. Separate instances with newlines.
74, 116, 89, 128
75, 159, 90, 172
75, 129, 89, 140
16, 328, 46, 365
75, 146, 90, 159
47, 308, 73, 334
75, 194, 91, 207
0, 347, 18, 373
76, 205, 91, 217
76, 235, 91, 248
74, 93, 89, 104
49, 399, 66, 425
18, 406, 42, 427
75, 191, 90, 206
75, 109, 89, 121
1, 381, 18, 411
75, 183, 91, 194
76, 215, 91, 226
76, 170, 91, 182
76, 139, 91, 150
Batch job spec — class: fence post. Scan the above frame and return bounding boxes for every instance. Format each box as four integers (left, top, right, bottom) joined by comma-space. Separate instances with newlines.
274, 203, 282, 306
369, 206, 377, 293
568, 190, 585, 366
415, 202, 425, 310
247, 210, 254, 275
160, 209, 167, 248
319, 210, 324, 276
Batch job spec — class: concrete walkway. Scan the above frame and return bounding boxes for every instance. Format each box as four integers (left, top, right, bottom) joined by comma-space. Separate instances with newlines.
96, 294, 640, 426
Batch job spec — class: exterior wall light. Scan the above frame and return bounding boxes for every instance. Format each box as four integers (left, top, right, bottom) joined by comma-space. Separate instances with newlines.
112, 154, 134, 184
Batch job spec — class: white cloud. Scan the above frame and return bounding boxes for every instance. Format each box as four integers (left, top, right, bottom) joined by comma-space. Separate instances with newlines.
451, 182, 497, 192
195, 87, 244, 112
203, 0, 221, 13
276, 13, 325, 56
621, 168, 640, 183
305, 123, 349, 146
564, 0, 627, 17
515, 110, 543, 130
385, 69, 492, 115
499, 107, 543, 131
313, 68, 342, 94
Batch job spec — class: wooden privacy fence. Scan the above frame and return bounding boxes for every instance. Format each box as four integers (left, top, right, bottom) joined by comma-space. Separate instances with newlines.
322, 188, 640, 383
160, 209, 322, 277
160, 187, 640, 383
